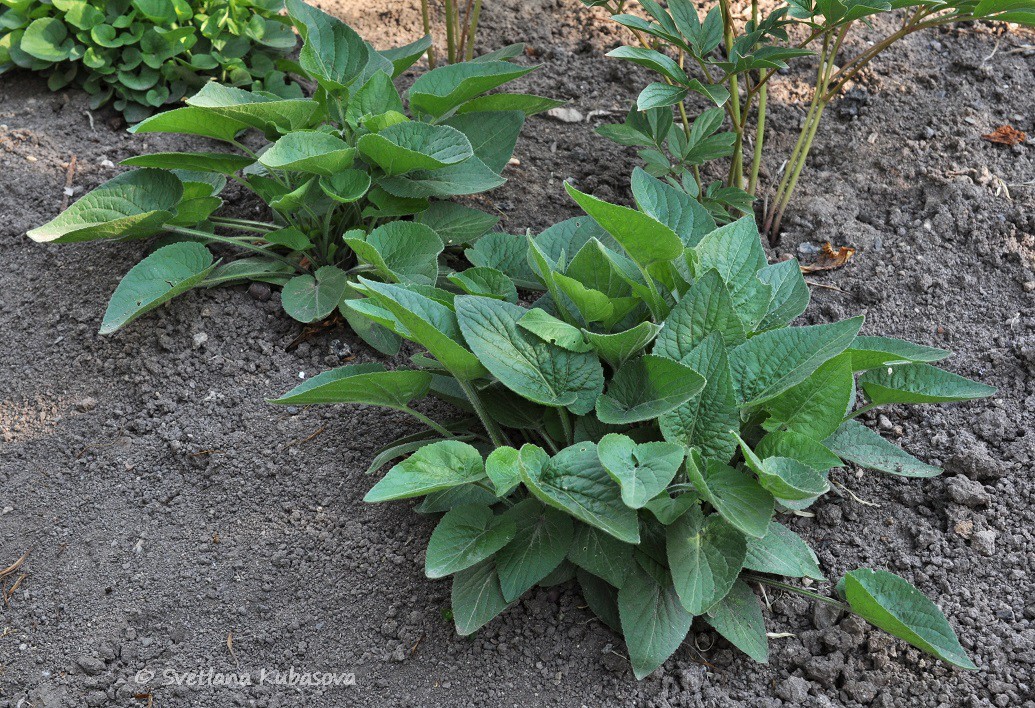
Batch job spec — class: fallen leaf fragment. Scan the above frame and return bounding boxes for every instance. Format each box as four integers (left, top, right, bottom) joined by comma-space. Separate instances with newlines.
800, 242, 856, 273
982, 125, 1026, 146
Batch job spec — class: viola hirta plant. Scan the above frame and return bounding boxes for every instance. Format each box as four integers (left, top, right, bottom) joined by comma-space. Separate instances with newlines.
586, 0, 1035, 238
26, 0, 561, 354
276, 167, 995, 678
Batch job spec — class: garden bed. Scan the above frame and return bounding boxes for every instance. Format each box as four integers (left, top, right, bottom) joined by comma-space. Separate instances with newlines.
1, 0, 1033, 706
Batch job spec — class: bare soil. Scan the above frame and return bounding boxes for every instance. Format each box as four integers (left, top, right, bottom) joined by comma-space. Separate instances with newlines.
1, 1, 1033, 706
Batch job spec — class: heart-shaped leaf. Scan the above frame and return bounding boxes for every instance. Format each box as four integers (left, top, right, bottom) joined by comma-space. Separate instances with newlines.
666, 505, 746, 614
259, 131, 357, 175
358, 122, 473, 176
596, 355, 705, 424
495, 499, 574, 601
597, 433, 684, 509
365, 440, 486, 502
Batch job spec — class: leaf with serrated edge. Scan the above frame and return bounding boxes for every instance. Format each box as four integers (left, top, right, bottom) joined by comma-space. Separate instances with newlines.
618, 563, 693, 680
365, 440, 486, 502
425, 504, 516, 578
745, 521, 824, 580
666, 505, 746, 614
705, 579, 768, 663
496, 499, 574, 601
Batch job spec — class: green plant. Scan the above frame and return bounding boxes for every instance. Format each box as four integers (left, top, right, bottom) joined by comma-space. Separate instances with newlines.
26, 0, 562, 351
0, 0, 301, 121
420, 0, 486, 67
275, 167, 995, 679
587, 0, 1035, 239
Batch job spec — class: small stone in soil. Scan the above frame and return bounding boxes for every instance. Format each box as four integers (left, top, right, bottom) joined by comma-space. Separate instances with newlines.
248, 282, 272, 301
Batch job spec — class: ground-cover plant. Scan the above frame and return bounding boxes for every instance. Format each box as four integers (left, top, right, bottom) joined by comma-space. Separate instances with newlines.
0, 0, 301, 121
585, 0, 1035, 237
275, 167, 995, 678
25, 0, 562, 353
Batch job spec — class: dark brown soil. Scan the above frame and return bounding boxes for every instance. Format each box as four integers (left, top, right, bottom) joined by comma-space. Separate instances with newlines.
1, 2, 1033, 706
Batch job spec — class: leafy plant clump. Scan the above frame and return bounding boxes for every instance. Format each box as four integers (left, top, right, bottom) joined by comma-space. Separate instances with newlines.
585, 0, 1035, 237
0, 0, 301, 121
276, 168, 995, 678
26, 0, 562, 352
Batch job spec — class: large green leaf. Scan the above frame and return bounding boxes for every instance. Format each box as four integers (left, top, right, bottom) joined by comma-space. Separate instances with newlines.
687, 454, 773, 539
618, 563, 693, 680
444, 110, 524, 173
185, 82, 319, 132
344, 222, 443, 285
456, 296, 604, 414
693, 217, 771, 330
521, 442, 639, 544
755, 431, 843, 472
583, 322, 662, 370
130, 106, 249, 143
596, 355, 705, 424
666, 505, 746, 614
358, 279, 487, 381
567, 522, 636, 588
121, 152, 255, 175
757, 259, 810, 331
320, 169, 372, 203
705, 579, 768, 663
358, 122, 473, 176
728, 317, 864, 406
451, 559, 509, 635
28, 169, 181, 244
565, 183, 683, 267
286, 0, 369, 91
824, 420, 940, 478
259, 131, 357, 175
597, 433, 684, 509
281, 265, 349, 323
738, 438, 830, 501
364, 440, 486, 502
846, 335, 950, 372
378, 34, 432, 77
425, 504, 516, 579
496, 499, 574, 601
408, 61, 535, 118
839, 569, 977, 670
763, 353, 855, 440
414, 202, 499, 246
659, 333, 740, 463
859, 363, 995, 406
744, 521, 825, 580
654, 270, 746, 360
630, 167, 715, 246
378, 156, 506, 198
99, 241, 214, 334
270, 363, 431, 409
21, 17, 72, 61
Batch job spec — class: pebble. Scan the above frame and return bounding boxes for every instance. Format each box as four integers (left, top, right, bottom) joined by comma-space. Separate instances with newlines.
776, 676, 810, 702
192, 332, 208, 349
76, 656, 105, 676
248, 282, 272, 301
75, 397, 97, 412
947, 476, 990, 507
798, 242, 820, 255
972, 529, 997, 555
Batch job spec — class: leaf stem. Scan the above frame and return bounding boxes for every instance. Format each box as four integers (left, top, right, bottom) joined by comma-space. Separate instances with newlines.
458, 378, 510, 449
167, 226, 303, 271
420, 0, 436, 68
401, 406, 455, 438
745, 574, 850, 612
557, 407, 574, 447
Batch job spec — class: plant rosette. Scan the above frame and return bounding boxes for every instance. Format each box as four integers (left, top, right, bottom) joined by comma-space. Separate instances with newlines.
276, 167, 995, 679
